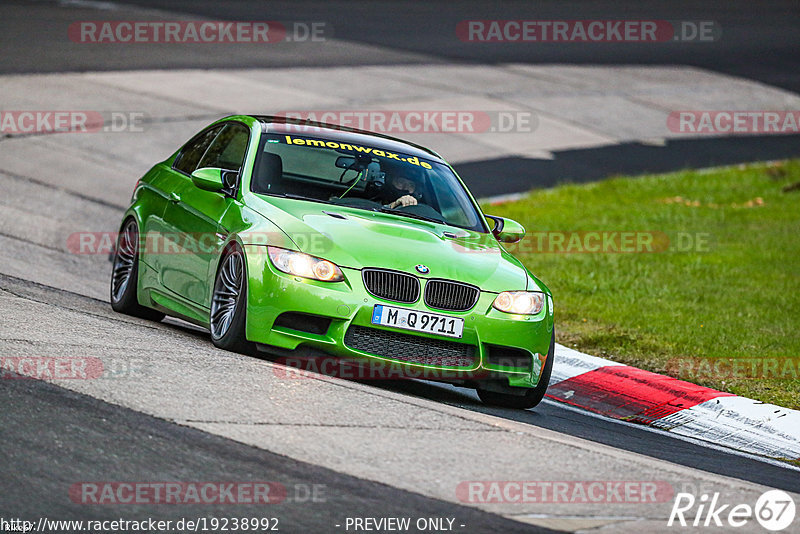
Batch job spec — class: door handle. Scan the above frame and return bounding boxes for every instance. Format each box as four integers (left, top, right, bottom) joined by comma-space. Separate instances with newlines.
169, 191, 180, 204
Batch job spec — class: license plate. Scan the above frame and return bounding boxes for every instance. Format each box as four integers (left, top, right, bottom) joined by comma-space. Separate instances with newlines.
371, 305, 464, 338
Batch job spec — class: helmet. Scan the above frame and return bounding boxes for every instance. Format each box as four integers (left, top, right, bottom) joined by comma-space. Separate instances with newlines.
383, 168, 421, 200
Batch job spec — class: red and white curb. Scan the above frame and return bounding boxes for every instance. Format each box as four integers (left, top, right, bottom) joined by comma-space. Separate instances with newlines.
546, 344, 800, 461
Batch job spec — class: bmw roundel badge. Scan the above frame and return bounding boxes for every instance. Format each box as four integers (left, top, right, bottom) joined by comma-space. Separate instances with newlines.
415, 264, 430, 274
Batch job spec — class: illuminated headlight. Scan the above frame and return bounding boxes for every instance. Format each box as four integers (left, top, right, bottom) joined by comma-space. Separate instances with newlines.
267, 246, 344, 282
493, 291, 546, 315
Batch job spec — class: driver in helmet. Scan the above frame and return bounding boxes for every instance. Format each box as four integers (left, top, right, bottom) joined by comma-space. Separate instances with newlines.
377, 170, 424, 209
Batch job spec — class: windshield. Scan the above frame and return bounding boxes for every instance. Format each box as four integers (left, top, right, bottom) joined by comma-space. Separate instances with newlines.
250, 133, 488, 232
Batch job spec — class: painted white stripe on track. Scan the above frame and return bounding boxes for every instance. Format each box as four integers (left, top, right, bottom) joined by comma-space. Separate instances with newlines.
550, 343, 623, 384
542, 399, 800, 471
653, 396, 800, 460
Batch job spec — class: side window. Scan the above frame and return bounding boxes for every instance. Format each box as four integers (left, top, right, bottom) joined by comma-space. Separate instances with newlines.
173, 126, 222, 175
197, 123, 250, 173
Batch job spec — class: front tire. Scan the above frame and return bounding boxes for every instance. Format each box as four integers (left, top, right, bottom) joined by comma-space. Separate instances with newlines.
110, 218, 165, 321
477, 330, 555, 409
210, 244, 254, 354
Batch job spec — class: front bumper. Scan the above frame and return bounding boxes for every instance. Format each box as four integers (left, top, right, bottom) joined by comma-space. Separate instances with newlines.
243, 245, 554, 388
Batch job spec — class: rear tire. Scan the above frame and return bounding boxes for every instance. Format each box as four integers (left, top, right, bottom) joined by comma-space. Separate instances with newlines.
210, 244, 255, 354
110, 218, 165, 321
477, 330, 555, 409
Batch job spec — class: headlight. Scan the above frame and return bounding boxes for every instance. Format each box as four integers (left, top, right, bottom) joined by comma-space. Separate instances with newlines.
267, 246, 344, 282
493, 291, 545, 315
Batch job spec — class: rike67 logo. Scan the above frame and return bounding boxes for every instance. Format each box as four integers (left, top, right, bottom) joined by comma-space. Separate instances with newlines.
668, 490, 796, 531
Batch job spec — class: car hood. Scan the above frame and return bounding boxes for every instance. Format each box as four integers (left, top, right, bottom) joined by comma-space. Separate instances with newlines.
244, 196, 537, 293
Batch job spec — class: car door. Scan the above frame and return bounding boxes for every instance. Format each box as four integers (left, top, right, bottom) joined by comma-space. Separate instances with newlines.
160, 122, 250, 308
146, 125, 222, 285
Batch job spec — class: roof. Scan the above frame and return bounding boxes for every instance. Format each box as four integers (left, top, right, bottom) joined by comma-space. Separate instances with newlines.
250, 115, 444, 162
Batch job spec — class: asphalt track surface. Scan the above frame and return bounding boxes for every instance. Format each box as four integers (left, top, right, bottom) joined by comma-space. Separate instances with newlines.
2, 1, 800, 532
8, 0, 800, 93
1, 372, 556, 533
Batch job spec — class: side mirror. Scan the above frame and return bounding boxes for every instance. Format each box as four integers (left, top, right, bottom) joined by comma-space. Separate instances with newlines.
486, 215, 525, 243
191, 167, 235, 192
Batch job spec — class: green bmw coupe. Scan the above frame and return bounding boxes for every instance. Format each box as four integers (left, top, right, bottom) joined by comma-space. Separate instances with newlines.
111, 115, 554, 408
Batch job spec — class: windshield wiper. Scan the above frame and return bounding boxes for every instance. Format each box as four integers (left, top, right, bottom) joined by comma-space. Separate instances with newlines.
378, 208, 445, 225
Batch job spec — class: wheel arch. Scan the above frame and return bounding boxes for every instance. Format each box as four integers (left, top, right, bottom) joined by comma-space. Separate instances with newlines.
210, 235, 252, 317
